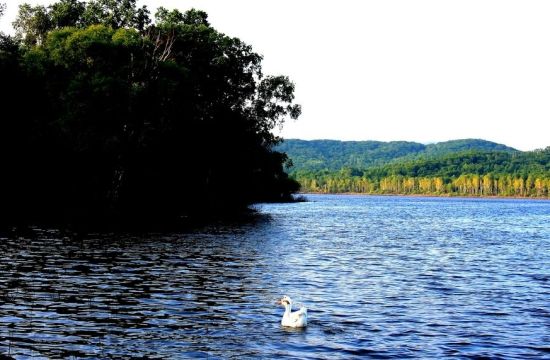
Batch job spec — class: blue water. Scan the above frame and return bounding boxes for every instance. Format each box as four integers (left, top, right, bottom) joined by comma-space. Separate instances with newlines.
1, 195, 549, 359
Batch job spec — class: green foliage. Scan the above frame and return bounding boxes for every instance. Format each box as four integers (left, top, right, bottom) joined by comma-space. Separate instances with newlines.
292, 147, 550, 197
181, 8, 209, 27
154, 7, 184, 26
81, 0, 150, 30
13, 0, 151, 47
276, 138, 516, 172
422, 139, 516, 156
359, 149, 550, 179
49, 0, 86, 28
13, 4, 52, 46
1, 2, 300, 226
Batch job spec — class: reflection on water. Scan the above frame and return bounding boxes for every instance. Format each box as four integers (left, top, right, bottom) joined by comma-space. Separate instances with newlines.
1, 195, 549, 359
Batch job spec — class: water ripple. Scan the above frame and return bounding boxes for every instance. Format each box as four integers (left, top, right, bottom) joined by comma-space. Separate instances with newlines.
0, 195, 549, 358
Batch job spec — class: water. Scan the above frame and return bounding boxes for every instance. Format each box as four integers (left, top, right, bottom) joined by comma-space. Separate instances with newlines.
1, 195, 549, 359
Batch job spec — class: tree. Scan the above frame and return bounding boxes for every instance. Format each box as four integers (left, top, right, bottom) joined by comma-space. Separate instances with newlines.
13, 0, 152, 45
81, 0, 150, 30
49, 0, 85, 28
182, 8, 209, 26
13, 4, 52, 46
154, 7, 184, 27
154, 7, 209, 27
2, 3, 301, 225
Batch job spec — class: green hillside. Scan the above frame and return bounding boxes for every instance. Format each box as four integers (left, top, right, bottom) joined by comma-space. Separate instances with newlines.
278, 139, 550, 197
276, 139, 517, 171
360, 149, 550, 179
423, 139, 517, 156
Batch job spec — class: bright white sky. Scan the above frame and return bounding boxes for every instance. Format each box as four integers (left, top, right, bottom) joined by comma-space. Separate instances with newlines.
2, 1, 550, 151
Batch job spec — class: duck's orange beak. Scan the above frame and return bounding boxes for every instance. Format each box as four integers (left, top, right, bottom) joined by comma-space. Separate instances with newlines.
275, 299, 282, 305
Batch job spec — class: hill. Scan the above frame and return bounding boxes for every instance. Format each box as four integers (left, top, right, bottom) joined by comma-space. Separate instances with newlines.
276, 138, 518, 171
361, 149, 550, 179
422, 139, 517, 156
277, 139, 550, 197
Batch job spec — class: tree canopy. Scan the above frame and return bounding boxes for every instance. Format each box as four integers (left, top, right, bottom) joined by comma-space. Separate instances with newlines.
291, 147, 550, 197
0, 0, 301, 226
276, 139, 517, 172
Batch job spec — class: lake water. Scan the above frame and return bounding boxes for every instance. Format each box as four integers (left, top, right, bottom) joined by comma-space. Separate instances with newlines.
1, 195, 549, 359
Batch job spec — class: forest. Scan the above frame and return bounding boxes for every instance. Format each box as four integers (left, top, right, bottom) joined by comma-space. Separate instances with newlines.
0, 0, 300, 226
284, 140, 550, 197
276, 138, 518, 171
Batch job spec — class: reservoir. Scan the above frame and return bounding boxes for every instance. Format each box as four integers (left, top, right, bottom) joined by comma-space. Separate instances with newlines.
1, 195, 549, 358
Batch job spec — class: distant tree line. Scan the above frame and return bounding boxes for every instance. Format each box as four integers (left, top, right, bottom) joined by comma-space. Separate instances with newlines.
293, 149, 550, 197
0, 0, 300, 226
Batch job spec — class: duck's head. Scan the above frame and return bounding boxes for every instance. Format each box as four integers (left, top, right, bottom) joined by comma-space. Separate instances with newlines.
276, 295, 292, 306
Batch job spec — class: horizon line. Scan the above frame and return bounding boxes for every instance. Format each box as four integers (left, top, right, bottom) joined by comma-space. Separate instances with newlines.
279, 137, 549, 152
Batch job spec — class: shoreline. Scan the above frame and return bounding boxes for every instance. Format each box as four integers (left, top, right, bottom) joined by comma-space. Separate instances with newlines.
298, 192, 550, 201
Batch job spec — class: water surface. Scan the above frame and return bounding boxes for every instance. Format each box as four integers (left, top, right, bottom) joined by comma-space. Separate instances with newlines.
1, 195, 549, 358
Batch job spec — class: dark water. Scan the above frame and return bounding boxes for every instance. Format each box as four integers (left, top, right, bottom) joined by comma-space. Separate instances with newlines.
1, 195, 549, 359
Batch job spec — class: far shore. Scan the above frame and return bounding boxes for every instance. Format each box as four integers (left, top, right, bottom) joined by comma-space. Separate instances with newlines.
298, 192, 550, 201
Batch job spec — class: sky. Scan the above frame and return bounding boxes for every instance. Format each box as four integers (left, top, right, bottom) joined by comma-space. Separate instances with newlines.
1, 1, 550, 151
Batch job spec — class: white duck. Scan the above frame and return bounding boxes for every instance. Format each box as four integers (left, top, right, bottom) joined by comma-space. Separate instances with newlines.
276, 295, 308, 328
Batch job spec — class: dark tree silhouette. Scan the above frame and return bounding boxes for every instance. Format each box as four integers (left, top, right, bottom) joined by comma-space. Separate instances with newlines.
0, 1, 300, 227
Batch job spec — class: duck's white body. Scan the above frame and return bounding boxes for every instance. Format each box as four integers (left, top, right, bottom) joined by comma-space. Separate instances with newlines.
278, 295, 308, 328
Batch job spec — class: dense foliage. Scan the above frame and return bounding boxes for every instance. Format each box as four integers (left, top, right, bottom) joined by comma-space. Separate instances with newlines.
292, 148, 550, 197
0, 0, 300, 226
276, 139, 517, 172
